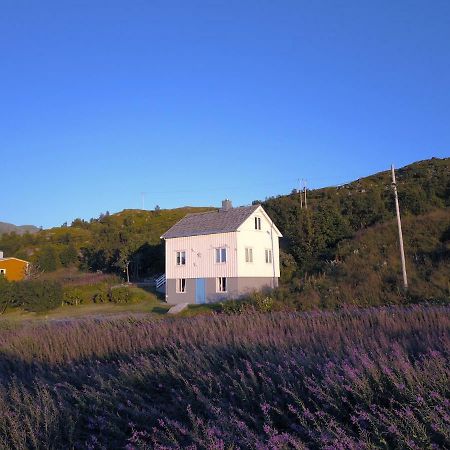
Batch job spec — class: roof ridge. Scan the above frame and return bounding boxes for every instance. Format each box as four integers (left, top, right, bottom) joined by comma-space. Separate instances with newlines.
184, 204, 257, 217
0, 257, 29, 263
161, 204, 261, 239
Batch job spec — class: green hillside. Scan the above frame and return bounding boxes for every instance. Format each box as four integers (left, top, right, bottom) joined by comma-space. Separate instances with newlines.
273, 208, 449, 309
0, 157, 448, 306
262, 157, 450, 305
0, 206, 213, 277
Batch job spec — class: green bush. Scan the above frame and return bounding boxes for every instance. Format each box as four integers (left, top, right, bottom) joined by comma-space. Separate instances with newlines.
109, 286, 130, 304
92, 288, 109, 304
13, 281, 63, 312
249, 292, 274, 312
221, 292, 275, 315
63, 287, 85, 306
0, 276, 13, 313
220, 299, 247, 315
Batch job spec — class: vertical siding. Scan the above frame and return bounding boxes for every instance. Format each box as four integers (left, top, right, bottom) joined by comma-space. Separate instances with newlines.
165, 232, 238, 279
236, 210, 281, 278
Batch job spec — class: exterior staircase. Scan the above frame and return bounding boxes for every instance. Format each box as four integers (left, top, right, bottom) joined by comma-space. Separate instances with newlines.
155, 273, 166, 293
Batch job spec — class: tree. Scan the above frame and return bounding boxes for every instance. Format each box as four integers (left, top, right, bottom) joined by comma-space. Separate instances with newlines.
59, 243, 78, 267
35, 246, 58, 272
71, 218, 89, 229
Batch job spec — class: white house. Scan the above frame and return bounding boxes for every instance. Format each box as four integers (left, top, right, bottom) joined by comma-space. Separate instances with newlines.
160, 200, 282, 305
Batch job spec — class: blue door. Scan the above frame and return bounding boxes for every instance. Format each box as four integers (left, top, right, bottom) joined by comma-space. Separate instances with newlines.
195, 278, 206, 304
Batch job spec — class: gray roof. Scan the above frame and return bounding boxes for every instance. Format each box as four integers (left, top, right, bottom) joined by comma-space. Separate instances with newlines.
161, 205, 260, 239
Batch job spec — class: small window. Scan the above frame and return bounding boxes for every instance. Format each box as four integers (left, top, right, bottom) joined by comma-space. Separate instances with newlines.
0, 269, 5, 275
215, 247, 227, 263
265, 249, 272, 264
255, 217, 261, 230
176, 251, 186, 266
245, 247, 253, 263
217, 277, 227, 292
176, 278, 186, 293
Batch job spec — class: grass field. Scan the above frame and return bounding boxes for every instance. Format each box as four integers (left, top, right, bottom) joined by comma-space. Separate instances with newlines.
0, 305, 448, 449
0, 286, 171, 322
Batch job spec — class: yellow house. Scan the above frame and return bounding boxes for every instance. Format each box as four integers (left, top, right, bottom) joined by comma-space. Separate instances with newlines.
0, 253, 29, 281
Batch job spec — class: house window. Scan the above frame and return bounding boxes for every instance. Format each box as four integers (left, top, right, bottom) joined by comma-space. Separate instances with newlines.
265, 249, 272, 264
215, 247, 227, 263
176, 251, 186, 265
0, 269, 5, 275
176, 278, 186, 293
255, 217, 261, 230
245, 247, 253, 263
217, 277, 227, 292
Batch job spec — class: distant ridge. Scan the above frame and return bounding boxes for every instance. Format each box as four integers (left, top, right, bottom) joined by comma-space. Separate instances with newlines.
0, 222, 39, 236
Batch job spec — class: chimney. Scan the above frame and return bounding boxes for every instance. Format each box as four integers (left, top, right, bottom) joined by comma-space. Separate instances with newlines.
221, 199, 232, 211
0, 251, 3, 259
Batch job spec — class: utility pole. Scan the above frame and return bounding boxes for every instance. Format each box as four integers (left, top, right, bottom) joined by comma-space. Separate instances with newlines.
391, 164, 408, 290
304, 179, 308, 210
141, 192, 146, 210
299, 179, 303, 209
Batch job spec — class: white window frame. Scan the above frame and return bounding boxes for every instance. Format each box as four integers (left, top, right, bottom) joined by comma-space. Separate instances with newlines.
0, 269, 5, 275
265, 249, 273, 264
215, 247, 227, 264
255, 216, 262, 230
217, 277, 227, 293
176, 251, 186, 266
245, 247, 253, 263
176, 278, 186, 293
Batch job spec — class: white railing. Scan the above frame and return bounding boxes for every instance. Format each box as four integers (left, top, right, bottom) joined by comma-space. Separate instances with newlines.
155, 274, 166, 289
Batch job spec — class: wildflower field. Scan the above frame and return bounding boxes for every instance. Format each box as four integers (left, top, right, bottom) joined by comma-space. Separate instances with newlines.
0, 306, 448, 449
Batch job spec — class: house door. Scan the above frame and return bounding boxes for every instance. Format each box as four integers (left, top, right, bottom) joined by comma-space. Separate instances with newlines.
195, 278, 206, 304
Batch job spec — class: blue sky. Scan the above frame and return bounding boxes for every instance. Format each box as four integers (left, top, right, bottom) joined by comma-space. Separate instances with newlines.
1, 0, 449, 228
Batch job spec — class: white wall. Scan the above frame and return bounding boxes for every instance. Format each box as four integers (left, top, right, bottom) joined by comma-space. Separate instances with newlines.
164, 206, 281, 280
165, 232, 238, 279
236, 209, 280, 278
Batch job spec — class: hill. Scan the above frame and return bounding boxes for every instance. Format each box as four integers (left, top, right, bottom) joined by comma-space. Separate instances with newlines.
0, 222, 39, 236
262, 157, 450, 305
0, 157, 448, 306
0, 206, 214, 277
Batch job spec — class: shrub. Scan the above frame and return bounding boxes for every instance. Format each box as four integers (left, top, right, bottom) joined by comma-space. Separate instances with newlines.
92, 287, 109, 303
221, 292, 275, 314
0, 276, 13, 313
13, 280, 63, 312
62, 287, 85, 306
248, 291, 275, 312
108, 286, 130, 304
220, 299, 247, 314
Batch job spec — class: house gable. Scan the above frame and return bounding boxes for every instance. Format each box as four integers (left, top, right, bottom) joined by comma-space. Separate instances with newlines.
236, 205, 283, 237
235, 206, 281, 278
